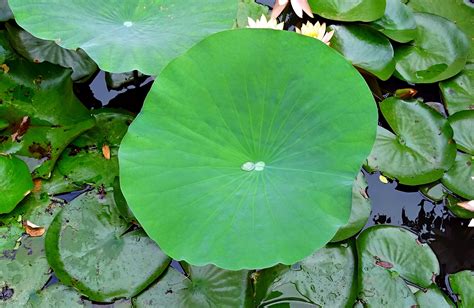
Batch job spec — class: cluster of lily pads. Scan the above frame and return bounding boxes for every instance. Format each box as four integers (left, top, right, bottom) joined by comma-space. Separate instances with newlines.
0, 0, 473, 307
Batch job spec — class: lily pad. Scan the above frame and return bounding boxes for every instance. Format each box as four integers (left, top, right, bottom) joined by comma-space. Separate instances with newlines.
407, 0, 474, 61
119, 29, 378, 269
439, 64, 474, 114
448, 110, 474, 154
308, 0, 386, 22
331, 172, 371, 242
415, 286, 455, 308
134, 265, 251, 307
369, 0, 417, 43
0, 31, 95, 178
357, 226, 440, 307
8, 0, 238, 75
0, 155, 33, 214
5, 22, 97, 82
329, 24, 395, 80
0, 237, 50, 308
366, 98, 457, 185
449, 270, 474, 308
394, 13, 470, 84
26, 284, 86, 308
420, 183, 447, 202
445, 195, 474, 220
45, 191, 171, 302
236, 0, 269, 28
255, 243, 357, 307
441, 152, 474, 200
0, 0, 13, 21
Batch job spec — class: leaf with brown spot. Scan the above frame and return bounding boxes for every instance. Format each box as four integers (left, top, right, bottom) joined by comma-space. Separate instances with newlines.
11, 116, 30, 141
375, 260, 394, 269
23, 220, 45, 237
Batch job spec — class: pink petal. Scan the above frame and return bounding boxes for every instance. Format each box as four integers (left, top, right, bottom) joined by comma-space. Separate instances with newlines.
271, 0, 288, 19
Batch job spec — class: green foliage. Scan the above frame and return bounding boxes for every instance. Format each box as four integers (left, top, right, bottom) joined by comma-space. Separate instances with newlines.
0, 155, 33, 214
308, 0, 386, 22
449, 271, 474, 308
369, 0, 417, 43
440, 64, 474, 114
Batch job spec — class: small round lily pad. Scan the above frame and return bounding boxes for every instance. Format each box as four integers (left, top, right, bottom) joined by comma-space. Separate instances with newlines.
0, 155, 33, 214
369, 0, 417, 43
448, 110, 474, 155
440, 64, 474, 114
441, 152, 474, 200
415, 286, 455, 307
394, 13, 470, 84
119, 29, 378, 269
366, 98, 457, 185
45, 191, 171, 302
26, 284, 86, 308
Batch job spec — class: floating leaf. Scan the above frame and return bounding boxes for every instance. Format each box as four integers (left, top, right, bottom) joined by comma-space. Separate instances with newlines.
331, 172, 371, 242
308, 0, 386, 22
45, 191, 171, 302
0, 155, 33, 214
119, 29, 378, 269
441, 152, 474, 200
329, 24, 395, 80
0, 0, 13, 22
236, 0, 269, 28
134, 265, 251, 307
407, 0, 474, 61
26, 284, 86, 308
440, 64, 474, 115
394, 13, 470, 84
8, 0, 238, 75
369, 0, 417, 43
448, 110, 474, 155
415, 286, 455, 307
255, 243, 357, 307
420, 183, 447, 202
366, 98, 456, 185
445, 195, 474, 219
5, 22, 97, 82
357, 226, 440, 307
449, 270, 474, 308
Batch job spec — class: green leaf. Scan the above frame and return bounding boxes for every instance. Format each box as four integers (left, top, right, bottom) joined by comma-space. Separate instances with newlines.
236, 0, 269, 28
0, 237, 50, 307
0, 155, 33, 214
0, 31, 95, 178
119, 29, 378, 269
394, 13, 471, 83
0, 0, 13, 22
369, 0, 417, 43
415, 286, 455, 308
440, 64, 474, 115
448, 110, 474, 154
5, 22, 97, 82
26, 285, 86, 308
133, 266, 252, 308
407, 0, 474, 61
331, 172, 371, 242
329, 24, 395, 80
441, 152, 474, 200
357, 226, 440, 307
449, 270, 474, 308
420, 183, 447, 202
45, 191, 171, 302
255, 243, 357, 307
8, 0, 238, 75
444, 195, 474, 220
366, 98, 457, 185
308, 0, 386, 22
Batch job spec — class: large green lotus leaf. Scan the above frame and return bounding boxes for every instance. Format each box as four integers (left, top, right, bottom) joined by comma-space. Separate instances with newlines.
26, 284, 87, 308
45, 191, 171, 302
407, 0, 474, 61
0, 237, 50, 307
55, 109, 133, 188
394, 13, 470, 84
440, 64, 474, 115
357, 226, 440, 307
448, 110, 474, 154
415, 287, 455, 308
8, 0, 238, 75
369, 0, 417, 43
441, 152, 474, 200
5, 22, 97, 82
331, 172, 371, 242
0, 155, 33, 214
134, 265, 251, 307
0, 32, 95, 178
236, 0, 269, 28
308, 0, 385, 22
329, 24, 395, 80
119, 29, 378, 269
449, 270, 474, 308
445, 195, 474, 219
0, 0, 13, 21
366, 98, 457, 185
254, 243, 357, 307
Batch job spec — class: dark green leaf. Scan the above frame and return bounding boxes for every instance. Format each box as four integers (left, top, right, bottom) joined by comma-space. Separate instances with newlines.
0, 155, 33, 214
440, 64, 474, 115
449, 270, 474, 308
444, 194, 474, 219
369, 0, 417, 43
308, 0, 386, 22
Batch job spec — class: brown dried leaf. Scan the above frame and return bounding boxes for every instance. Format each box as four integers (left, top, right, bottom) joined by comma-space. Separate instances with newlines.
23, 220, 45, 237
1, 63, 9, 73
11, 116, 30, 141
102, 144, 111, 160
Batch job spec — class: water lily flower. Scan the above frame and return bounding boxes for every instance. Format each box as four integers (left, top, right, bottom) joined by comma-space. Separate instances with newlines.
296, 21, 335, 45
247, 15, 284, 30
271, 0, 314, 19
